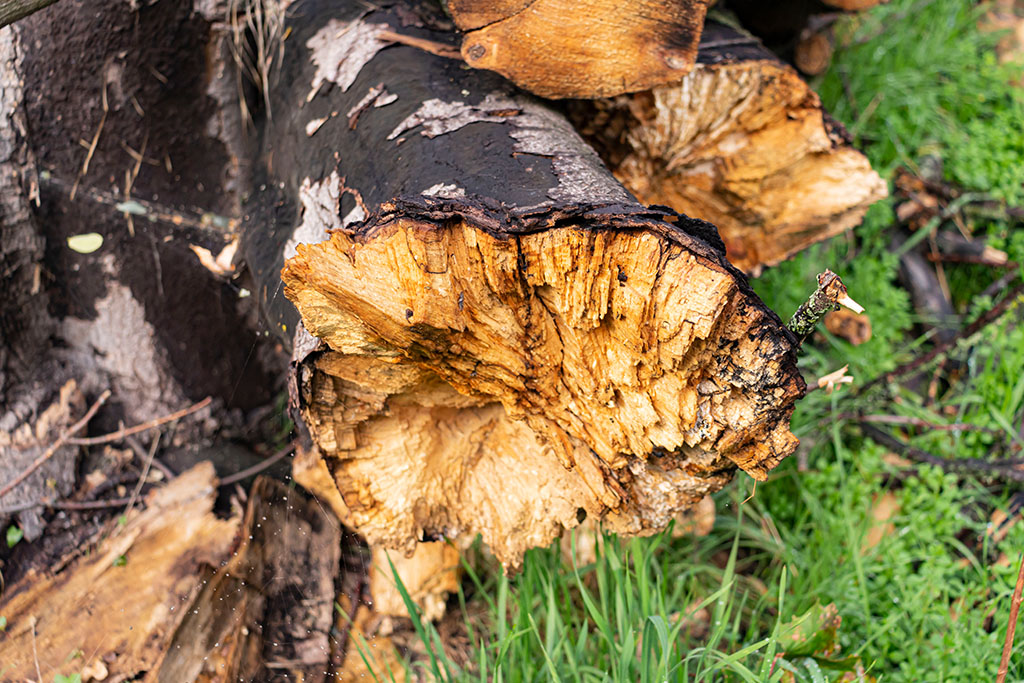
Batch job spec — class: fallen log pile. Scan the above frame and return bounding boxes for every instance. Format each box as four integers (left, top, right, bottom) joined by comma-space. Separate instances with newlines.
0, 0, 893, 676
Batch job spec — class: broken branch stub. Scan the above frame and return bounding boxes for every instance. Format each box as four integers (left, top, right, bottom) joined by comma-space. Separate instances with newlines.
568, 22, 887, 275
251, 0, 804, 569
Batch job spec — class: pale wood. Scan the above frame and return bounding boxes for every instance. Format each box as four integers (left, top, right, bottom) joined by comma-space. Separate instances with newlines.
448, 0, 711, 98
571, 25, 887, 274
251, 0, 803, 572
0, 463, 239, 680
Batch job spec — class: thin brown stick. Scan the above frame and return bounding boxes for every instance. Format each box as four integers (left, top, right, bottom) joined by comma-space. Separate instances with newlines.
0, 496, 135, 516
67, 396, 211, 446
0, 390, 111, 500
219, 443, 295, 486
125, 434, 176, 481
997, 553, 1024, 683
123, 433, 160, 520
857, 281, 1024, 396
850, 414, 999, 435
376, 29, 463, 60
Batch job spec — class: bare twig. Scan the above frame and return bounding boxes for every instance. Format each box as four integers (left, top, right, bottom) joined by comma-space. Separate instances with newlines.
0, 390, 111, 500
40, 171, 236, 235
125, 434, 176, 481
376, 29, 463, 60
123, 433, 160, 519
847, 414, 999, 435
787, 270, 863, 340
67, 396, 211, 446
219, 443, 295, 486
861, 424, 1024, 481
997, 553, 1024, 683
0, 496, 135, 516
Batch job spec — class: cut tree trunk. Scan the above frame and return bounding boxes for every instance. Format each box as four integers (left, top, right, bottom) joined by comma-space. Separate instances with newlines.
445, 0, 711, 98
568, 22, 887, 275
244, 0, 805, 570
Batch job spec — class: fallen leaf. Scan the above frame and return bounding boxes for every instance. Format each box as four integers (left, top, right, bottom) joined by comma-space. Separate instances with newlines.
862, 491, 900, 553
190, 238, 238, 277
825, 309, 872, 345
67, 233, 104, 254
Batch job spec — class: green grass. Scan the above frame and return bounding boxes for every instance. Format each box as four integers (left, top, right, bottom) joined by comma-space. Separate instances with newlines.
389, 1, 1024, 680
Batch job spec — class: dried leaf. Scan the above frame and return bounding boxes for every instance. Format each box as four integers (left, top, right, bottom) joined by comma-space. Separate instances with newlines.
825, 309, 873, 345
862, 491, 900, 553
189, 238, 238, 277
67, 232, 104, 254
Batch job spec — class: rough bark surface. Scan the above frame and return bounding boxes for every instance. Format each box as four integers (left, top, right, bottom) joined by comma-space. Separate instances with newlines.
569, 22, 887, 274
446, 0, 711, 98
13, 0, 275, 428
246, 0, 804, 569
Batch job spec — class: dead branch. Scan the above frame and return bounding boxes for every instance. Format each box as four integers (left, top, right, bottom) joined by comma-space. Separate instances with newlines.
0, 0, 59, 29
861, 424, 1024, 482
857, 280, 1024, 396
66, 396, 211, 446
0, 390, 110, 500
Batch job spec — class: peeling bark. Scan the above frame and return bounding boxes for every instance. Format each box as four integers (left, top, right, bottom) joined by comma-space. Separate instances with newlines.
569, 22, 887, 275
246, 0, 803, 569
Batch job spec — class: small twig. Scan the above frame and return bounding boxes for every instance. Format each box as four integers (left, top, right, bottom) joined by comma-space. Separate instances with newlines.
31, 616, 42, 683
849, 413, 998, 435
787, 270, 863, 340
376, 29, 463, 60
805, 365, 854, 394
861, 424, 1024, 481
67, 396, 211, 446
857, 280, 1024, 396
125, 434, 176, 481
40, 171, 236, 235
0, 496, 136, 516
0, 390, 111, 500
997, 553, 1024, 683
123, 433, 160, 520
219, 443, 295, 486
70, 77, 109, 200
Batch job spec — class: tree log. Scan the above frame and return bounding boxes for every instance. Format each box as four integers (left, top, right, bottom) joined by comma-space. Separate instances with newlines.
446, 0, 711, 98
568, 22, 887, 275
245, 0, 804, 569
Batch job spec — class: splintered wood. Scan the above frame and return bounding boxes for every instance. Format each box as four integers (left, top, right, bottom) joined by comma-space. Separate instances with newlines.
571, 24, 887, 274
284, 221, 802, 568
0, 464, 238, 681
255, 0, 804, 572
0, 466, 342, 682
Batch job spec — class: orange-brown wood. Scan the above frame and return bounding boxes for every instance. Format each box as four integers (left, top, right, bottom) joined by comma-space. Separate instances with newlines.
449, 0, 711, 98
